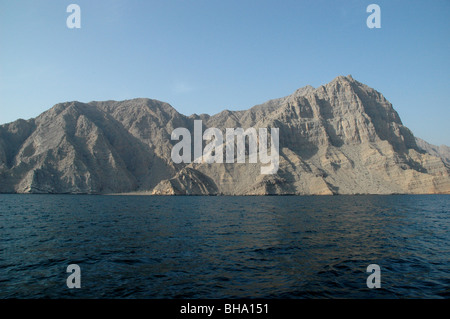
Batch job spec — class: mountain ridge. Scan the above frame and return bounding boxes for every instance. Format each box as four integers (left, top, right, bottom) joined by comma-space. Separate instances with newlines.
1, 75, 449, 195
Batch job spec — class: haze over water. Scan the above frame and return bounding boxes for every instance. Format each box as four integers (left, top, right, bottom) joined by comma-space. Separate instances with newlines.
1, 195, 448, 298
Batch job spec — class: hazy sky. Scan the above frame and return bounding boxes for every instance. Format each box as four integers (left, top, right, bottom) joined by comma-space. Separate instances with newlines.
1, 0, 449, 145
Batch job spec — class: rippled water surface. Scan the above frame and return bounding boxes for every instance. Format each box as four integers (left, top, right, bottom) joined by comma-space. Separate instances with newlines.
0, 195, 449, 298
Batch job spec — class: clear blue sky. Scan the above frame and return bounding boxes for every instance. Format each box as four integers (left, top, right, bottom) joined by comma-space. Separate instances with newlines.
1, 0, 449, 145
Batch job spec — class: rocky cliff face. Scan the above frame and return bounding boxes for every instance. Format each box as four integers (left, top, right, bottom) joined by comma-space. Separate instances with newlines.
1, 75, 449, 194
415, 137, 450, 166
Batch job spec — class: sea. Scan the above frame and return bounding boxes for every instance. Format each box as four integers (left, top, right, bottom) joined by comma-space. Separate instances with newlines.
0, 194, 448, 299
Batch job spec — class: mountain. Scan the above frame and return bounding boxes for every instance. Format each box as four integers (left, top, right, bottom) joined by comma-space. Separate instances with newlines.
0, 75, 449, 194
415, 138, 450, 166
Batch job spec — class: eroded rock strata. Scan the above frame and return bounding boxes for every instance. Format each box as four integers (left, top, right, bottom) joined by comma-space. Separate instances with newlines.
1, 76, 449, 194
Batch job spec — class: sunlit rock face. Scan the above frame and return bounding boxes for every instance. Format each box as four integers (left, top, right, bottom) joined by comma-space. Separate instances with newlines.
1, 76, 449, 195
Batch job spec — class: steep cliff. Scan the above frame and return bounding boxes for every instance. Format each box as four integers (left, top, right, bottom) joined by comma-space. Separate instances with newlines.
1, 76, 449, 194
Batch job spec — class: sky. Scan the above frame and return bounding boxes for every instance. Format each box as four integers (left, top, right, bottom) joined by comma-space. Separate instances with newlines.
0, 0, 449, 145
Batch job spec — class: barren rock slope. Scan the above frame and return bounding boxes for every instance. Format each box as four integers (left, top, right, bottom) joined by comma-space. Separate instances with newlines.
1, 76, 449, 194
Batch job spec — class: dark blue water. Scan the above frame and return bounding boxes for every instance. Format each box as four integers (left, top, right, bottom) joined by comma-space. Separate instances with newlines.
0, 195, 448, 299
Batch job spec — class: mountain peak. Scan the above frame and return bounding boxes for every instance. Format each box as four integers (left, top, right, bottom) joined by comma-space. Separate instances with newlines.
332, 74, 355, 82
293, 85, 315, 97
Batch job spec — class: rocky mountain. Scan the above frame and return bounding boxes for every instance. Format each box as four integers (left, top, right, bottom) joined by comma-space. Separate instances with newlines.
1, 75, 449, 194
415, 137, 450, 166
